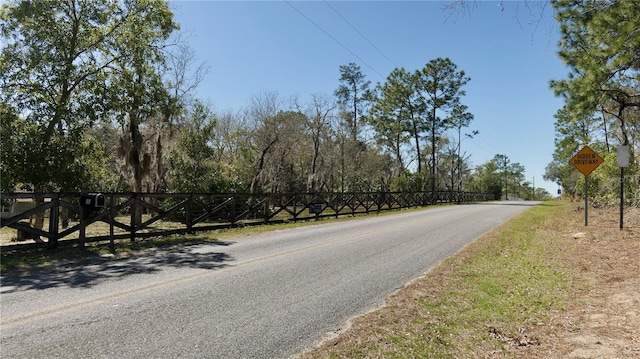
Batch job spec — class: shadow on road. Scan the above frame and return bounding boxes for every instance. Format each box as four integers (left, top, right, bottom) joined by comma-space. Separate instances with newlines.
0, 241, 235, 293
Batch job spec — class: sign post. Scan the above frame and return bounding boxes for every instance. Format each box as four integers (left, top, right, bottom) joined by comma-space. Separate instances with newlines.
569, 145, 604, 226
617, 145, 629, 230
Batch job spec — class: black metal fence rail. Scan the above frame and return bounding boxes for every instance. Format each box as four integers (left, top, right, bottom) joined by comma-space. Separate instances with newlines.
0, 191, 494, 250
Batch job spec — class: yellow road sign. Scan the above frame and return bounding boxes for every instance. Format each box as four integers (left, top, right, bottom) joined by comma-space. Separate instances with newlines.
570, 145, 604, 176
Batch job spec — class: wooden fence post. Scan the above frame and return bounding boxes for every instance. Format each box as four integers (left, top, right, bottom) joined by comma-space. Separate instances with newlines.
186, 194, 193, 234
130, 192, 137, 242
109, 194, 115, 253
48, 195, 59, 249
79, 188, 87, 249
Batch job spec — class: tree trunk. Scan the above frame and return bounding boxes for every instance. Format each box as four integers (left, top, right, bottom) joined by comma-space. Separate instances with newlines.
431, 109, 437, 195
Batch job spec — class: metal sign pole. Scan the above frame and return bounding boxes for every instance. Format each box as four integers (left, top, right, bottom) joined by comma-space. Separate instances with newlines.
620, 167, 624, 230
569, 145, 605, 227
584, 175, 588, 226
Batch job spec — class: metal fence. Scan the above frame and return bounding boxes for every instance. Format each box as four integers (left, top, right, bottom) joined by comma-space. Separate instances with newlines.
0, 190, 494, 250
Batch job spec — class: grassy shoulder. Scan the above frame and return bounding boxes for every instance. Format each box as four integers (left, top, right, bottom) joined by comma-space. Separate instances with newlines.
298, 200, 581, 358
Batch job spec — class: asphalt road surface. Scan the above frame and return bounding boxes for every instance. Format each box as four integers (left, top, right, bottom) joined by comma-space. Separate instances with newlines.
1, 201, 537, 358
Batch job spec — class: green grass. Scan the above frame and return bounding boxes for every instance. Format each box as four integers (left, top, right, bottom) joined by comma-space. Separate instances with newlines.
388, 203, 571, 357
301, 200, 576, 358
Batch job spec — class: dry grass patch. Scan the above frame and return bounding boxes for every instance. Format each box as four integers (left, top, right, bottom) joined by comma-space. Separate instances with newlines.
518, 205, 640, 359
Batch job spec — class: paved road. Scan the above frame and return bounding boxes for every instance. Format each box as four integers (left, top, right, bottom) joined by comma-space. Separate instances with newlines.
1, 201, 537, 358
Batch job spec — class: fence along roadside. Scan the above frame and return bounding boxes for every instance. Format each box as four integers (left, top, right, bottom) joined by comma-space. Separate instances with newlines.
0, 191, 494, 251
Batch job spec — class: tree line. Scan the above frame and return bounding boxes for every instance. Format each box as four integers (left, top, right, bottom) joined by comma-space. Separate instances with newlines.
1, 0, 545, 202
544, 0, 639, 206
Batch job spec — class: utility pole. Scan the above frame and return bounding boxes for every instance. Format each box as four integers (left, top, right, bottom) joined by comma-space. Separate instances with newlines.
532, 177, 535, 201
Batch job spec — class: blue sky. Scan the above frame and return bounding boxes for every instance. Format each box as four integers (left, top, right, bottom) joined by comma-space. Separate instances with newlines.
169, 1, 568, 195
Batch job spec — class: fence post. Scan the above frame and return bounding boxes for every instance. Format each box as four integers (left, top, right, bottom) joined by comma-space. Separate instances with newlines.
186, 194, 193, 234
293, 194, 298, 221
109, 194, 115, 253
48, 194, 59, 249
231, 193, 236, 224
130, 192, 137, 242
364, 193, 369, 215
264, 194, 270, 224
79, 187, 87, 249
